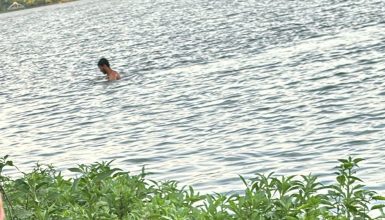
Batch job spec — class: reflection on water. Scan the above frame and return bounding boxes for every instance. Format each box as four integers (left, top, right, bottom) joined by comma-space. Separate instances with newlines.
1, 0, 385, 193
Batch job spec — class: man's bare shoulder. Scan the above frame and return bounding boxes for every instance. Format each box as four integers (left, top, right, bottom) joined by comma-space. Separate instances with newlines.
107, 70, 121, 81
113, 70, 121, 80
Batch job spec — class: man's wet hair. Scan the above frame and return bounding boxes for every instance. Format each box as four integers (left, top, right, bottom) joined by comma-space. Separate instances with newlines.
98, 58, 110, 67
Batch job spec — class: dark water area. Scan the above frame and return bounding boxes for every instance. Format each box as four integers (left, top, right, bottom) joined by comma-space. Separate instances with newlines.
1, 0, 385, 193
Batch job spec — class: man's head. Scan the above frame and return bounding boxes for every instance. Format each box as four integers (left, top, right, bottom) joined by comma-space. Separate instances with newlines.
98, 58, 110, 74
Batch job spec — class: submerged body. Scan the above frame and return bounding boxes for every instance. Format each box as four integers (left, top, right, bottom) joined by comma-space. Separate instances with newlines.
98, 58, 121, 81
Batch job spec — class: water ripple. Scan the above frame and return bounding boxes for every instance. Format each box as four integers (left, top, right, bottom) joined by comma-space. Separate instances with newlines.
1, 0, 385, 194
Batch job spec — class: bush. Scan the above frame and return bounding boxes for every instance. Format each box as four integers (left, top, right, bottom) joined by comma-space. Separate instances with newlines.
0, 155, 384, 219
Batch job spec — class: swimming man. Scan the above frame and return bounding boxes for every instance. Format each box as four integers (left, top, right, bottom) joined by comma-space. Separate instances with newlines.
98, 58, 121, 81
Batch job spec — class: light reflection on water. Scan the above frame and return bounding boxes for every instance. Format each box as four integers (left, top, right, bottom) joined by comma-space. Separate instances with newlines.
1, 0, 385, 193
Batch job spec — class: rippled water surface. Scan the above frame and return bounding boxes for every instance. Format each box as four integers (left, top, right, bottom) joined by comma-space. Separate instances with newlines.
2, 0, 385, 193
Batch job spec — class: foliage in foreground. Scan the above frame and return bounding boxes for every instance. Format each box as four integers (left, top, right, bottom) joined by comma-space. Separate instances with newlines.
1, 156, 385, 219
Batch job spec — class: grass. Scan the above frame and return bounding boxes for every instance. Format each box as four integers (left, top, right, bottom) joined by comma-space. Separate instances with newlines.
1, 155, 385, 219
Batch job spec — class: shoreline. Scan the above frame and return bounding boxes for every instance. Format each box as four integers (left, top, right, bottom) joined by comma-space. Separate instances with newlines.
0, 0, 77, 14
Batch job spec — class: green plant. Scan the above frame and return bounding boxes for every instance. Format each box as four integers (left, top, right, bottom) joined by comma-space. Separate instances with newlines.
325, 157, 385, 219
0, 155, 384, 219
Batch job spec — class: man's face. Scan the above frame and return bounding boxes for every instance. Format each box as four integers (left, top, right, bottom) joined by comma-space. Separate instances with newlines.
98, 65, 107, 74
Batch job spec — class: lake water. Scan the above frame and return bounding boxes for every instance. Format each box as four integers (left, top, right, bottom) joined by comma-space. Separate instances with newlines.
1, 0, 385, 193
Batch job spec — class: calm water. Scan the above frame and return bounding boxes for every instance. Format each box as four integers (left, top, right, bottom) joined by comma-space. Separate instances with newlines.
1, 0, 385, 193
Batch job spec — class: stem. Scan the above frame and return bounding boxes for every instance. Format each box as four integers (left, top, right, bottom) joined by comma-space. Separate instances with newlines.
346, 166, 352, 219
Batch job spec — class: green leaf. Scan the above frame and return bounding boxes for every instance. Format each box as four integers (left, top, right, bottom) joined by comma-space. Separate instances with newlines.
13, 205, 33, 219
372, 204, 385, 210
348, 176, 363, 183
112, 171, 128, 177
68, 167, 82, 173
328, 186, 343, 195
36, 182, 48, 190
353, 158, 364, 164
239, 175, 248, 187
94, 170, 115, 182
373, 196, 385, 200
336, 175, 346, 185
346, 204, 358, 213
352, 184, 365, 191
